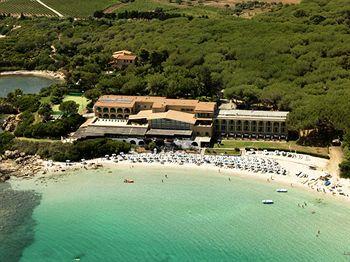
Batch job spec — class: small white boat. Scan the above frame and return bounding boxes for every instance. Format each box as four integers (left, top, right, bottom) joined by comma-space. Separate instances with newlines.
276, 188, 288, 193
262, 200, 274, 204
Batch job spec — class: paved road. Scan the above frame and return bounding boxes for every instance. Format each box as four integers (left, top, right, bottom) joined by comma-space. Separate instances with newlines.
36, 0, 64, 17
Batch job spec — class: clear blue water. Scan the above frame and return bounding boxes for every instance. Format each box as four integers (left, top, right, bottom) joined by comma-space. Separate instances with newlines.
7, 167, 350, 261
0, 75, 57, 97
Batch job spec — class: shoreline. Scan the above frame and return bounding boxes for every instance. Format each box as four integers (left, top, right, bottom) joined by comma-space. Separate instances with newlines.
96, 160, 350, 204
13, 152, 349, 204
0, 70, 65, 81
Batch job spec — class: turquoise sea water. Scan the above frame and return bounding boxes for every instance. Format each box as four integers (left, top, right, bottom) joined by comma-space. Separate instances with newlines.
8, 167, 350, 261
0, 75, 57, 97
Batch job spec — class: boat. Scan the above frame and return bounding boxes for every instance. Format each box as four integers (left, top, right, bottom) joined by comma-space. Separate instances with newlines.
276, 188, 288, 193
262, 200, 274, 204
124, 179, 134, 183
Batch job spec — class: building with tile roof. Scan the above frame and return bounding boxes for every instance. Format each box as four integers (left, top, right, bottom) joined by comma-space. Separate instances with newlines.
111, 50, 137, 68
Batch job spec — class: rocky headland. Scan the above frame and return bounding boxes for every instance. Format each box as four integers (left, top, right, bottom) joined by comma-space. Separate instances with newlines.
0, 150, 45, 182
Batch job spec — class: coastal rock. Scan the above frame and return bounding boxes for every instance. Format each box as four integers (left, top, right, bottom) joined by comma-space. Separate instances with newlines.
4, 150, 20, 159
0, 173, 10, 182
2, 115, 20, 132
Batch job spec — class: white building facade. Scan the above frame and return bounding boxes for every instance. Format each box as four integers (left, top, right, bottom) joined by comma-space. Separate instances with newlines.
214, 109, 289, 139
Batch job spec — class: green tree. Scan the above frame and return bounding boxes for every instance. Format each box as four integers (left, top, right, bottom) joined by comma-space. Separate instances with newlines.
38, 103, 53, 122
59, 101, 79, 116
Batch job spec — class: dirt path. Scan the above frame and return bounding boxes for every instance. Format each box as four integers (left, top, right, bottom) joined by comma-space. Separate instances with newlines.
36, 0, 64, 17
327, 146, 344, 177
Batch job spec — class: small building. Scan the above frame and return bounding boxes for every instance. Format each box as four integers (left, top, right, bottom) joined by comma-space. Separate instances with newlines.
215, 109, 289, 139
111, 50, 137, 68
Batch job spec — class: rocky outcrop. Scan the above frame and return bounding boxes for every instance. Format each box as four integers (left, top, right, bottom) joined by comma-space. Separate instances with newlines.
0, 151, 44, 182
0, 172, 10, 182
2, 115, 20, 132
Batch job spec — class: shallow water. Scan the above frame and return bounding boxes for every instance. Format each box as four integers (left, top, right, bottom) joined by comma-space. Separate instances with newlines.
8, 167, 350, 261
0, 75, 57, 97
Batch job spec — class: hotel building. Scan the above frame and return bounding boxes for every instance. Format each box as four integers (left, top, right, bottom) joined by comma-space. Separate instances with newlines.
73, 95, 289, 147
215, 109, 288, 139
74, 95, 216, 147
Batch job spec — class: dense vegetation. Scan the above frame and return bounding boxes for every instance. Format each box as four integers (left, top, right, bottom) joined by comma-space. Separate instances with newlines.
6, 138, 131, 162
0, 88, 84, 139
0, 131, 15, 153
0, 0, 350, 173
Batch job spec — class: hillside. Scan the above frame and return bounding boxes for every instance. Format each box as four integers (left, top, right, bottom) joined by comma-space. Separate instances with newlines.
0, 0, 298, 18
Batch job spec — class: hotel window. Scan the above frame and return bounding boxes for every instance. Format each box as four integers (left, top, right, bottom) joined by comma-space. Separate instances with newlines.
243, 121, 249, 131
103, 107, 109, 113
236, 121, 242, 131
221, 120, 226, 129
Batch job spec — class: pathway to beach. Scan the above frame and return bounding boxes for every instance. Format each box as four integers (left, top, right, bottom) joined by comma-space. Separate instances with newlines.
327, 146, 343, 178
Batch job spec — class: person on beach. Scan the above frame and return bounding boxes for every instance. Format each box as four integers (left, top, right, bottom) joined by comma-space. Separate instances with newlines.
165, 174, 168, 178
229, 177, 231, 181
162, 179, 164, 183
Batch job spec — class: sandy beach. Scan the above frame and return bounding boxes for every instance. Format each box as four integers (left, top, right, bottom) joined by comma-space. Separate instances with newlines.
35, 151, 350, 203
0, 70, 65, 80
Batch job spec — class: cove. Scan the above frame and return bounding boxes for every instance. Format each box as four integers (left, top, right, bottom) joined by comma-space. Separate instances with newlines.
0, 75, 58, 97
11, 167, 350, 262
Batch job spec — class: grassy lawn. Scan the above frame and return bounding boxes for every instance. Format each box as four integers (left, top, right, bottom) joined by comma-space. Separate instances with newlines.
52, 95, 90, 115
43, 0, 120, 17
206, 148, 241, 156
110, 0, 222, 18
214, 140, 329, 158
15, 137, 58, 143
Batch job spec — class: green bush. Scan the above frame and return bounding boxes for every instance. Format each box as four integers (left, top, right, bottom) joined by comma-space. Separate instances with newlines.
9, 138, 131, 162
0, 131, 15, 153
339, 161, 350, 178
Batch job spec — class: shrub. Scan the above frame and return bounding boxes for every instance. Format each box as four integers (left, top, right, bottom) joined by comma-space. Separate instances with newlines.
340, 161, 350, 178
9, 138, 131, 162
